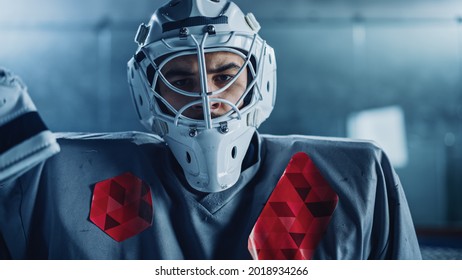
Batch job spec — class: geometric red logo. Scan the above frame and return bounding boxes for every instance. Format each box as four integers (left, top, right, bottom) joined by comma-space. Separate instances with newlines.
89, 172, 153, 242
248, 152, 338, 260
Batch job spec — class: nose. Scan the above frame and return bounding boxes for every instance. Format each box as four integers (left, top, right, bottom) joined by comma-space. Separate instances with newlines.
191, 100, 222, 112
209, 101, 220, 110
190, 80, 224, 112
207, 82, 223, 115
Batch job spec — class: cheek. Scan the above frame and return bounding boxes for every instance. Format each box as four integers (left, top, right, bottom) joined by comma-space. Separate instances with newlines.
159, 84, 197, 111
158, 83, 180, 108
228, 76, 248, 99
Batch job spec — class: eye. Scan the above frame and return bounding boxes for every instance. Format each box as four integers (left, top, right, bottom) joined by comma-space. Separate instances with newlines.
214, 74, 234, 84
171, 78, 192, 88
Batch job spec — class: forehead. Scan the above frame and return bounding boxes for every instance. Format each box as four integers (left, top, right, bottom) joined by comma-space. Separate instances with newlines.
162, 51, 244, 70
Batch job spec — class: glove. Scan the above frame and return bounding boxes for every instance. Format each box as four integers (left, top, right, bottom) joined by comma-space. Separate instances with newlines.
0, 68, 60, 183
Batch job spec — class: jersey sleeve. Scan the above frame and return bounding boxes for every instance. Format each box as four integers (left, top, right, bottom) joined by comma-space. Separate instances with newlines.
0, 68, 60, 183
376, 149, 422, 259
304, 138, 422, 260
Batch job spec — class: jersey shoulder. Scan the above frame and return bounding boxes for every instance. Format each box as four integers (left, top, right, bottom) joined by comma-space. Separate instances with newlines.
45, 131, 167, 176
53, 131, 166, 157
260, 134, 385, 159
55, 131, 164, 147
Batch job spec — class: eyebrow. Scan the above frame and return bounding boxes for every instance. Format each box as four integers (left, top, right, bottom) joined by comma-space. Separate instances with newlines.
208, 62, 242, 74
163, 68, 195, 79
163, 62, 242, 79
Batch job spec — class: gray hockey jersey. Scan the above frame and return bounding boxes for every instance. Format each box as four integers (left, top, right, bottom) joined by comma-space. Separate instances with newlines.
0, 131, 422, 259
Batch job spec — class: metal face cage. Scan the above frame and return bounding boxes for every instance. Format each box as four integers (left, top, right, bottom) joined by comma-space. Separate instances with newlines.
133, 30, 267, 133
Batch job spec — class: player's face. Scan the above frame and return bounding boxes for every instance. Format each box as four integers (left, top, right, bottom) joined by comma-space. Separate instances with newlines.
158, 51, 248, 119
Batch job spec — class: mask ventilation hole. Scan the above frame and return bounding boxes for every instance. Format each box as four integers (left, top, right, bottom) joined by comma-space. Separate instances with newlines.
169, 0, 181, 7
266, 81, 270, 92
269, 53, 272, 64
231, 146, 237, 159
138, 95, 144, 106
146, 64, 155, 87
186, 152, 192, 163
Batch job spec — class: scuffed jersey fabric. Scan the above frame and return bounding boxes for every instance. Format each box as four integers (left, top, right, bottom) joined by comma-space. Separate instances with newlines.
0, 132, 421, 259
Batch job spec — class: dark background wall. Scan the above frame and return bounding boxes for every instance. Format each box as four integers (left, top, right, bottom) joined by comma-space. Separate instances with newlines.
1, 0, 462, 253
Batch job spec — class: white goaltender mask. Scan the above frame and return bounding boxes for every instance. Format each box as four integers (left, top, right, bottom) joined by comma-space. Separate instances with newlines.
127, 0, 277, 192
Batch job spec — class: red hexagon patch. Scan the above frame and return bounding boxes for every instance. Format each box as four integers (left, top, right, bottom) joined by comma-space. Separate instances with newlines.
248, 152, 338, 260
89, 172, 153, 242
